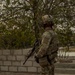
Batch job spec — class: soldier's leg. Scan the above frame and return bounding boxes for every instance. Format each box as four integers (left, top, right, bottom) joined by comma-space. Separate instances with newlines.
50, 64, 55, 75
40, 66, 52, 75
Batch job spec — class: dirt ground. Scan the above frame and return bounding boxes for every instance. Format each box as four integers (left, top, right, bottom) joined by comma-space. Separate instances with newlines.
0, 72, 39, 75
0, 72, 73, 75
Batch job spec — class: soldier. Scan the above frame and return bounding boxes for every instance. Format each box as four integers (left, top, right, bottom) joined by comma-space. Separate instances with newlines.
35, 15, 59, 75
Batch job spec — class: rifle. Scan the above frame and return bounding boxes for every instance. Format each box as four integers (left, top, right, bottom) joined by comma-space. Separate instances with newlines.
23, 39, 39, 65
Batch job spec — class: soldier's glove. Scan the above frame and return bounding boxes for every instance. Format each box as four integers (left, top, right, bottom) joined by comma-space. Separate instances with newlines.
34, 56, 39, 63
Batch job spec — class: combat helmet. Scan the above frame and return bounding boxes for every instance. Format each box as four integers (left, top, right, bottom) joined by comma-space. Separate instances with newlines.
42, 15, 54, 28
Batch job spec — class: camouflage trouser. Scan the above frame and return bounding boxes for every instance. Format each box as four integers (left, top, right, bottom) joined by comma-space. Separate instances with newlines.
40, 64, 54, 75
38, 55, 56, 75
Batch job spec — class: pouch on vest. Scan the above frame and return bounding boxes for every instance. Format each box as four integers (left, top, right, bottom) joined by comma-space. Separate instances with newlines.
39, 56, 49, 67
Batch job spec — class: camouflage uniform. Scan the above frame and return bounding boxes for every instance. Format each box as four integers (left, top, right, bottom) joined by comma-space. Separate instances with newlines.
35, 29, 58, 75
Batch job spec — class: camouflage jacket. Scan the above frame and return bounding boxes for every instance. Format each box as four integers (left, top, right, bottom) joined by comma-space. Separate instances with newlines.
36, 29, 59, 58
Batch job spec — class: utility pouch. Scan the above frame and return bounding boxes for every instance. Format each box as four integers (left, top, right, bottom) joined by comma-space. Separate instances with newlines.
39, 56, 49, 67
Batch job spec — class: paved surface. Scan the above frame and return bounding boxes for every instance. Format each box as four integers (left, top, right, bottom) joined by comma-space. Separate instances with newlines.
0, 72, 75, 75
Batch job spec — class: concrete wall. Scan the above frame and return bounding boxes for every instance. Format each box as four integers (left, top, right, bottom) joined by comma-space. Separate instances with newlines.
0, 48, 75, 73
0, 48, 40, 73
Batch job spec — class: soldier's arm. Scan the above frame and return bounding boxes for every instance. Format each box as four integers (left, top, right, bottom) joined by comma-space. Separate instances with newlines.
36, 31, 52, 58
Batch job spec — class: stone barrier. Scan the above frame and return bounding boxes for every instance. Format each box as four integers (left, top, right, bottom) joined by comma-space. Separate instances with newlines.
0, 48, 40, 72
0, 48, 75, 74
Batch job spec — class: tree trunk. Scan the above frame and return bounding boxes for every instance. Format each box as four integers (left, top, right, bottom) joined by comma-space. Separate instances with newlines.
32, 0, 40, 40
